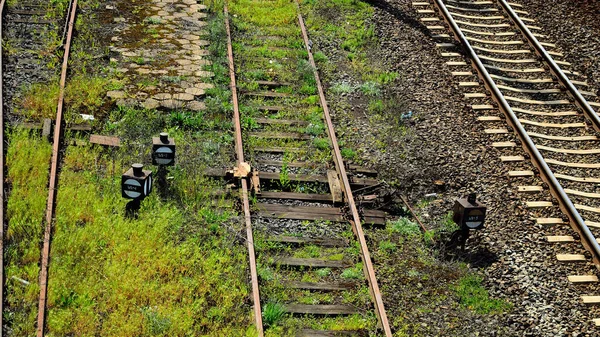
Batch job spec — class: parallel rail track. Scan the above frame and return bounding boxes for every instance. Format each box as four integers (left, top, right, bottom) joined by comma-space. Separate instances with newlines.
414, 0, 600, 322
225, 1, 392, 335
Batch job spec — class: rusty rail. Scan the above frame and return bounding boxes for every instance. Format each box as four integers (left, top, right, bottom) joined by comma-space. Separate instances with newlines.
223, 5, 264, 336
36, 0, 78, 335
295, 4, 393, 335
431, 0, 600, 265
0, 0, 6, 335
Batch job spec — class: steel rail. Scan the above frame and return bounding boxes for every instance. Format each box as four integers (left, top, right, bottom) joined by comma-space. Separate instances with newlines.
0, 0, 6, 335
497, 0, 600, 132
295, 4, 393, 335
36, 0, 77, 335
431, 0, 600, 265
223, 5, 264, 336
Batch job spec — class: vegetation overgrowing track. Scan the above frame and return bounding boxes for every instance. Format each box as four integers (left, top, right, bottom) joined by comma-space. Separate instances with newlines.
1, 1, 77, 335
224, 0, 392, 335
414, 0, 600, 325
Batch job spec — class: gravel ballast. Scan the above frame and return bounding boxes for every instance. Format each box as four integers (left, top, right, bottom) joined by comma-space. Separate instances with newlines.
309, 0, 600, 335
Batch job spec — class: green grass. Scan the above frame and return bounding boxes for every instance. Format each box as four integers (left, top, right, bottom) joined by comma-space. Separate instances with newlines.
262, 302, 286, 327
4, 129, 52, 337
389, 217, 421, 236
455, 275, 512, 314
18, 74, 110, 123
45, 145, 252, 336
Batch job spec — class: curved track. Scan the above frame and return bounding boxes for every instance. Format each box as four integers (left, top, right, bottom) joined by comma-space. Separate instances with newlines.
415, 0, 600, 325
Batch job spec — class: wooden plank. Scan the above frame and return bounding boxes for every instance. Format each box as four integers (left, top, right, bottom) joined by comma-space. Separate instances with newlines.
259, 191, 333, 202
576, 204, 600, 214
248, 132, 311, 140
442, 53, 461, 57
505, 96, 570, 105
500, 155, 524, 162
347, 165, 378, 175
546, 235, 574, 242
466, 37, 522, 45
274, 257, 352, 268
327, 170, 343, 203
42, 118, 52, 138
255, 80, 291, 87
245, 91, 291, 98
472, 104, 494, 110
586, 221, 600, 228
256, 159, 321, 168
490, 74, 553, 84
285, 304, 358, 315
520, 119, 585, 128
251, 172, 261, 195
484, 128, 507, 134
459, 82, 479, 87
478, 55, 537, 63
447, 5, 499, 13
90, 135, 120, 147
472, 45, 530, 54
446, 61, 467, 66
285, 281, 356, 291
417, 9, 435, 14
257, 210, 344, 222
508, 170, 534, 177
412, 2, 430, 5
259, 171, 329, 183
582, 296, 600, 304
255, 117, 309, 126
420, 17, 440, 22
464, 93, 486, 98
461, 28, 515, 36
526, 201, 553, 208
497, 84, 561, 94
512, 107, 578, 117
253, 146, 302, 153
477, 116, 501, 121
555, 173, 600, 184
299, 330, 364, 336
484, 65, 545, 73
536, 217, 564, 225
556, 254, 586, 262
492, 142, 516, 147
425, 25, 445, 30
268, 235, 348, 247
256, 203, 341, 215
451, 71, 473, 76
528, 132, 597, 142
258, 105, 286, 112
436, 43, 455, 48
538, 145, 600, 155
364, 216, 386, 225
568, 275, 598, 283
455, 20, 509, 28
564, 188, 600, 199
349, 176, 378, 186
518, 185, 543, 193
448, 12, 504, 20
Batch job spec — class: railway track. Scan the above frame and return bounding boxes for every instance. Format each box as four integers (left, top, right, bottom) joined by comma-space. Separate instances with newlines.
224, 1, 392, 335
1, 0, 77, 335
413, 0, 600, 325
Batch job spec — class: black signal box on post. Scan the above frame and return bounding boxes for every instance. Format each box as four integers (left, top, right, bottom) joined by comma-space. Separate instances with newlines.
122, 163, 153, 200
152, 132, 175, 166
453, 193, 486, 230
